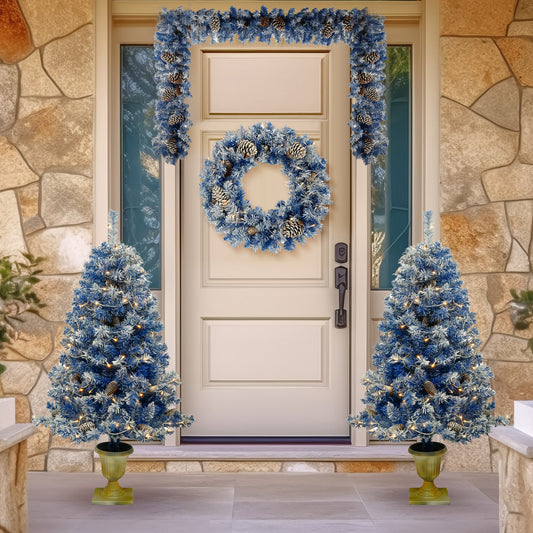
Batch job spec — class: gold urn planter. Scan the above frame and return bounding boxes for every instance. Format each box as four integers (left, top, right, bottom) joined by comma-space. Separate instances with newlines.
92, 442, 133, 505
408, 442, 449, 505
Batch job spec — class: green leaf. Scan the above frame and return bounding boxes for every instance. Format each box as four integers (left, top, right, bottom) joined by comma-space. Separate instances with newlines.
510, 288, 519, 299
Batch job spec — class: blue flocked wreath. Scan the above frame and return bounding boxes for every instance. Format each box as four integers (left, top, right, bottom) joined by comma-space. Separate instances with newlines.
154, 7, 387, 164
200, 123, 331, 253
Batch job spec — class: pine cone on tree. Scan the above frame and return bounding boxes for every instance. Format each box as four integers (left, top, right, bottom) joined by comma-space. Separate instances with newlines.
281, 217, 304, 238
211, 185, 230, 207
287, 142, 306, 160
237, 139, 258, 158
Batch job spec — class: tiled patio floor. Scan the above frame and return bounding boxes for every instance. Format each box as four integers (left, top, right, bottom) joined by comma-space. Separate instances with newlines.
27, 471, 498, 532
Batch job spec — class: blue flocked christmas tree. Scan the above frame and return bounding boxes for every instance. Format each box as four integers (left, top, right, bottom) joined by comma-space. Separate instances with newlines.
349, 212, 508, 448
34, 212, 193, 449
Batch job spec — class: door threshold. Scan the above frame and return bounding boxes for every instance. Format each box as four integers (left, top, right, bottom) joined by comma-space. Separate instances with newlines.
180, 436, 351, 445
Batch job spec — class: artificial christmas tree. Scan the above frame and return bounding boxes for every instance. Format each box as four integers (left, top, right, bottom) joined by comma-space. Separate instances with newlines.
35, 211, 193, 504
349, 212, 507, 504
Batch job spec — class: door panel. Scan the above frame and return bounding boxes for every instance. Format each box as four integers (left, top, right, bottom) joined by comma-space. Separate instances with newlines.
182, 41, 350, 438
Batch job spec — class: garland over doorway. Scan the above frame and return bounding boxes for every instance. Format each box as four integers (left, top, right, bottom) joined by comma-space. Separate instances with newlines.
153, 7, 387, 164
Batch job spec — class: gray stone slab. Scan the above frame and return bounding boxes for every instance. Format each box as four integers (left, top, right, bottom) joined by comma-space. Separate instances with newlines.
0, 423, 37, 453
490, 426, 533, 457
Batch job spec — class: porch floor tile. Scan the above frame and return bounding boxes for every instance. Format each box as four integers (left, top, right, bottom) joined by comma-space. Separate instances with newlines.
27, 471, 498, 532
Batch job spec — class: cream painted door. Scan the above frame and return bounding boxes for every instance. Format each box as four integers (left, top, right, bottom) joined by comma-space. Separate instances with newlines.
181, 40, 351, 438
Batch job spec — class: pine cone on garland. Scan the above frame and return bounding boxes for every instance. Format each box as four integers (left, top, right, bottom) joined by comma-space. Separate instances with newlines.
161, 87, 177, 102
237, 139, 258, 158
260, 16, 270, 28
167, 72, 183, 84
247, 227, 258, 236
363, 138, 375, 154
363, 87, 379, 102
210, 14, 221, 33
166, 138, 178, 154
356, 113, 372, 126
281, 217, 304, 238
364, 51, 380, 64
211, 185, 230, 207
322, 21, 334, 39
342, 16, 354, 32
272, 16, 285, 31
287, 142, 306, 160
161, 52, 178, 63
168, 113, 184, 126
358, 72, 373, 84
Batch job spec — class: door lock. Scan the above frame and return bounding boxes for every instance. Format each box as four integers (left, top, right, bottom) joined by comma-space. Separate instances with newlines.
335, 266, 348, 328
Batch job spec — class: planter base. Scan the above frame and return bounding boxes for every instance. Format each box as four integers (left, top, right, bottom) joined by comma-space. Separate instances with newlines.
92, 484, 132, 505
409, 484, 449, 505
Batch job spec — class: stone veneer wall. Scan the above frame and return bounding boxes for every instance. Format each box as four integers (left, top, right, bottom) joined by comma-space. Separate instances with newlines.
0, 0, 94, 472
440, 0, 533, 470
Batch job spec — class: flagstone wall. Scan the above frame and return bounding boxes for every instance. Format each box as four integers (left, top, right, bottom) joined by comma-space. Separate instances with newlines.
0, 0, 94, 472
440, 0, 533, 471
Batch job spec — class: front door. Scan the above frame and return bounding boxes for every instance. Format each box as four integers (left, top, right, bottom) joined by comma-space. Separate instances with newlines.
181, 39, 351, 439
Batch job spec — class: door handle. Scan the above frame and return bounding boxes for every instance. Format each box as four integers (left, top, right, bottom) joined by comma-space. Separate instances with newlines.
335, 266, 348, 328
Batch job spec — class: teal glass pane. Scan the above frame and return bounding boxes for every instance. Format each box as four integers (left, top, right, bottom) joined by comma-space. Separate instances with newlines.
121, 45, 161, 290
371, 46, 411, 290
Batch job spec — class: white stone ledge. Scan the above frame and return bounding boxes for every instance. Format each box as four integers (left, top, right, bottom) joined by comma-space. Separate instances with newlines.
0, 423, 37, 454
118, 444, 414, 462
490, 426, 533, 458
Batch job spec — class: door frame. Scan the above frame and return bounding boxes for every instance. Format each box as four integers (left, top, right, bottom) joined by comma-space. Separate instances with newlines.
97, 0, 439, 446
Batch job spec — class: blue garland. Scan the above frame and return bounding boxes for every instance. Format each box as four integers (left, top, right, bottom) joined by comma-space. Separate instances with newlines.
200, 122, 331, 253
154, 6, 387, 164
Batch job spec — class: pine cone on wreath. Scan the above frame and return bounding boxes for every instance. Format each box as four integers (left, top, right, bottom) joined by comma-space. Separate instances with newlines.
272, 16, 285, 31
322, 21, 334, 39
211, 185, 230, 207
166, 137, 178, 154
161, 52, 178, 63
287, 142, 306, 160
223, 160, 233, 177
281, 217, 304, 238
237, 139, 258, 158
363, 87, 379, 102
161, 87, 177, 102
247, 227, 258, 236
364, 51, 380, 64
260, 16, 270, 28
210, 14, 221, 33
342, 16, 354, 33
358, 72, 374, 84
167, 72, 183, 84
356, 113, 373, 126
168, 113, 184, 126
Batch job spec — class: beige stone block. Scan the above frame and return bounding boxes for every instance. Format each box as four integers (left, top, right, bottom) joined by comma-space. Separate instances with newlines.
3, 312, 54, 362
486, 273, 531, 314
13, 394, 31, 423
27, 453, 46, 471
43, 25, 94, 99
17, 183, 44, 235
27, 225, 92, 275
516, 0, 533, 19
202, 461, 282, 473
125, 461, 165, 473
166, 461, 203, 473
0, 190, 27, 260
0, 447, 19, 533
506, 200, 533, 253
43, 326, 64, 373
471, 77, 519, 131
41, 173, 92, 227
336, 461, 395, 473
0, 361, 40, 395
28, 370, 52, 419
27, 425, 50, 457
462, 274, 492, 345
490, 360, 533, 415
47, 449, 93, 472
18, 0, 92, 48
34, 275, 80, 322
441, 38, 510, 107
520, 88, 533, 164
508, 21, 533, 36
483, 334, 532, 363
0, 137, 39, 191
50, 435, 95, 450
483, 161, 533, 201
0, 64, 18, 131
506, 240, 530, 272
442, 436, 492, 472
441, 203, 511, 274
497, 38, 533, 87
11, 97, 93, 176
493, 311, 533, 339
281, 461, 335, 473
393, 461, 415, 472
0, 0, 33, 63
440, 0, 516, 36
440, 99, 518, 212
19, 49, 60, 97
